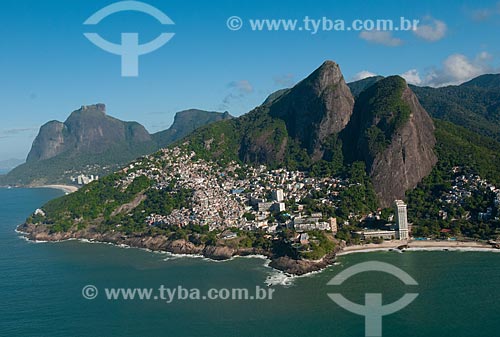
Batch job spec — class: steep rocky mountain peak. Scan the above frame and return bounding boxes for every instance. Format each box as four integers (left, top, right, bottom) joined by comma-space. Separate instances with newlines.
269, 60, 354, 159
342, 76, 437, 207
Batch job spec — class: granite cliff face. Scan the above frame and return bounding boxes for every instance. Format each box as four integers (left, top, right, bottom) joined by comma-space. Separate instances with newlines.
370, 87, 437, 207
247, 64, 437, 207
3, 105, 231, 186
180, 62, 437, 206
26, 104, 153, 162
25, 120, 67, 162
269, 60, 354, 159
342, 76, 437, 207
197, 61, 355, 166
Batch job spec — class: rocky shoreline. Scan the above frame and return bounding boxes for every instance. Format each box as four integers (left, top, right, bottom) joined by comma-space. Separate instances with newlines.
17, 223, 342, 276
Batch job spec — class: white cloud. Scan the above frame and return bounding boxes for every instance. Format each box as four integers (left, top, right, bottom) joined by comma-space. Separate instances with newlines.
413, 17, 447, 42
228, 80, 254, 94
400, 69, 422, 85
359, 31, 402, 47
220, 80, 254, 110
402, 52, 497, 87
469, 2, 500, 21
429, 54, 490, 86
351, 70, 377, 81
472, 8, 494, 21
477, 51, 493, 62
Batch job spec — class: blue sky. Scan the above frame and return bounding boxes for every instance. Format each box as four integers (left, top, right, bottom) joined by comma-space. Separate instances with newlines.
1, 0, 500, 160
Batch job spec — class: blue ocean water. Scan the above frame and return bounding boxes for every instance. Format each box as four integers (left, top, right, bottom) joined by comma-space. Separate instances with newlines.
1, 187, 499, 337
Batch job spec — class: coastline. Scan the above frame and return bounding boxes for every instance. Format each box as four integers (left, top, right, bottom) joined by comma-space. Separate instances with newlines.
1, 184, 79, 194
34, 185, 79, 194
14, 229, 322, 286
338, 240, 498, 256
16, 222, 337, 276
16, 220, 499, 278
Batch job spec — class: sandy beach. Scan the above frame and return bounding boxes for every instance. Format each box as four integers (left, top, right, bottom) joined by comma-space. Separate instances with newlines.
338, 240, 498, 255
36, 185, 79, 194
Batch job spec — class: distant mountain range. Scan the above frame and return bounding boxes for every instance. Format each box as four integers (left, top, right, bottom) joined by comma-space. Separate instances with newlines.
348, 74, 500, 142
0, 105, 232, 186
153, 109, 232, 148
0, 158, 24, 174
18, 60, 500, 260
3, 62, 500, 209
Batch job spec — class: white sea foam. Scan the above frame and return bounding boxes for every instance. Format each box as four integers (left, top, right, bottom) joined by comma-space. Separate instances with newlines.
237, 254, 269, 261
32, 239, 49, 243
19, 232, 499, 287
264, 271, 295, 287
16, 232, 49, 243
78, 238, 95, 244
17, 235, 33, 242
264, 266, 332, 287
162, 252, 206, 261
14, 228, 25, 235
164, 253, 271, 264
139, 247, 168, 255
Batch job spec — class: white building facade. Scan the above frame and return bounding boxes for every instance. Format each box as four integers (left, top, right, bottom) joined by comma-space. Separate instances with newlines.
394, 200, 409, 240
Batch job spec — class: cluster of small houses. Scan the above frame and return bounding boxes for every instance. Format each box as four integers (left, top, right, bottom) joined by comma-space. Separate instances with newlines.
79, 151, 499, 245
443, 170, 500, 221
116, 148, 343, 240
119, 148, 419, 244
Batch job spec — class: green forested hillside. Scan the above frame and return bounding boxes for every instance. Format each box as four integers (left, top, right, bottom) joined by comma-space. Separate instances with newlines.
0, 141, 157, 186
0, 108, 231, 186
19, 68, 500, 240
411, 82, 500, 141
343, 76, 411, 161
407, 120, 500, 239
152, 109, 233, 148
348, 74, 500, 142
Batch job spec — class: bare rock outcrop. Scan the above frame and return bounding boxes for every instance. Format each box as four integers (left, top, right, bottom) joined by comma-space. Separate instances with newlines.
343, 76, 437, 207
269, 60, 355, 159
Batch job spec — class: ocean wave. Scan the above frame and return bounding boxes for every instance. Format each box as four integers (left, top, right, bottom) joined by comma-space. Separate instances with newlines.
263, 259, 339, 287
22, 237, 49, 243
163, 253, 273, 265
162, 252, 206, 261
14, 228, 26, 235
236, 254, 270, 261
264, 272, 295, 287
17, 235, 36, 242
139, 248, 167, 255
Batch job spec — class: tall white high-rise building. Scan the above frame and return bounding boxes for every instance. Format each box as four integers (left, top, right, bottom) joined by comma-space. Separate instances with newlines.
272, 189, 284, 202
394, 200, 409, 240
